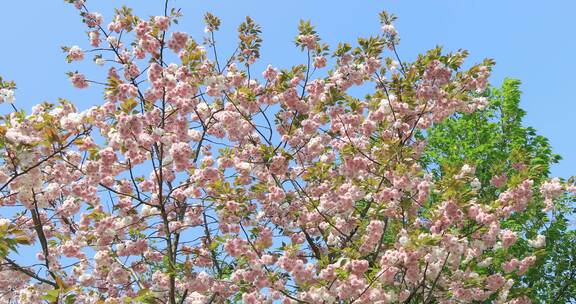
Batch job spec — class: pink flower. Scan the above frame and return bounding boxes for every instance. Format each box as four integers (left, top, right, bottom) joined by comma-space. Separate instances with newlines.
269, 155, 288, 175
0, 88, 15, 104
73, 0, 84, 10
500, 230, 518, 249
381, 24, 397, 35
297, 34, 317, 50
267, 186, 286, 203
541, 178, 563, 199
89, 30, 101, 47
490, 173, 508, 187
360, 220, 384, 253
486, 274, 505, 291
502, 258, 519, 273
518, 256, 536, 275
314, 56, 327, 68
83, 12, 103, 28
168, 32, 188, 52
349, 260, 369, 276
70, 72, 89, 88
262, 64, 278, 81
67, 45, 84, 61
154, 16, 170, 31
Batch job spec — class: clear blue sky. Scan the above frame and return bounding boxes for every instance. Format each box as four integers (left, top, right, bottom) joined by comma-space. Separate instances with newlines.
0, 0, 573, 178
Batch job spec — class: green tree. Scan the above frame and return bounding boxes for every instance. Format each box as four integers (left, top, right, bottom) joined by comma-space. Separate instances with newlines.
421, 78, 575, 303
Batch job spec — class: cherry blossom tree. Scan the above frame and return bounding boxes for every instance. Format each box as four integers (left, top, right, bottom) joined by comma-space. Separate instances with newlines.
0, 1, 574, 303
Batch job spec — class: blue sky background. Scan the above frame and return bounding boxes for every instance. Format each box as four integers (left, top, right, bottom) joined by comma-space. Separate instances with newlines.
0, 0, 574, 178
